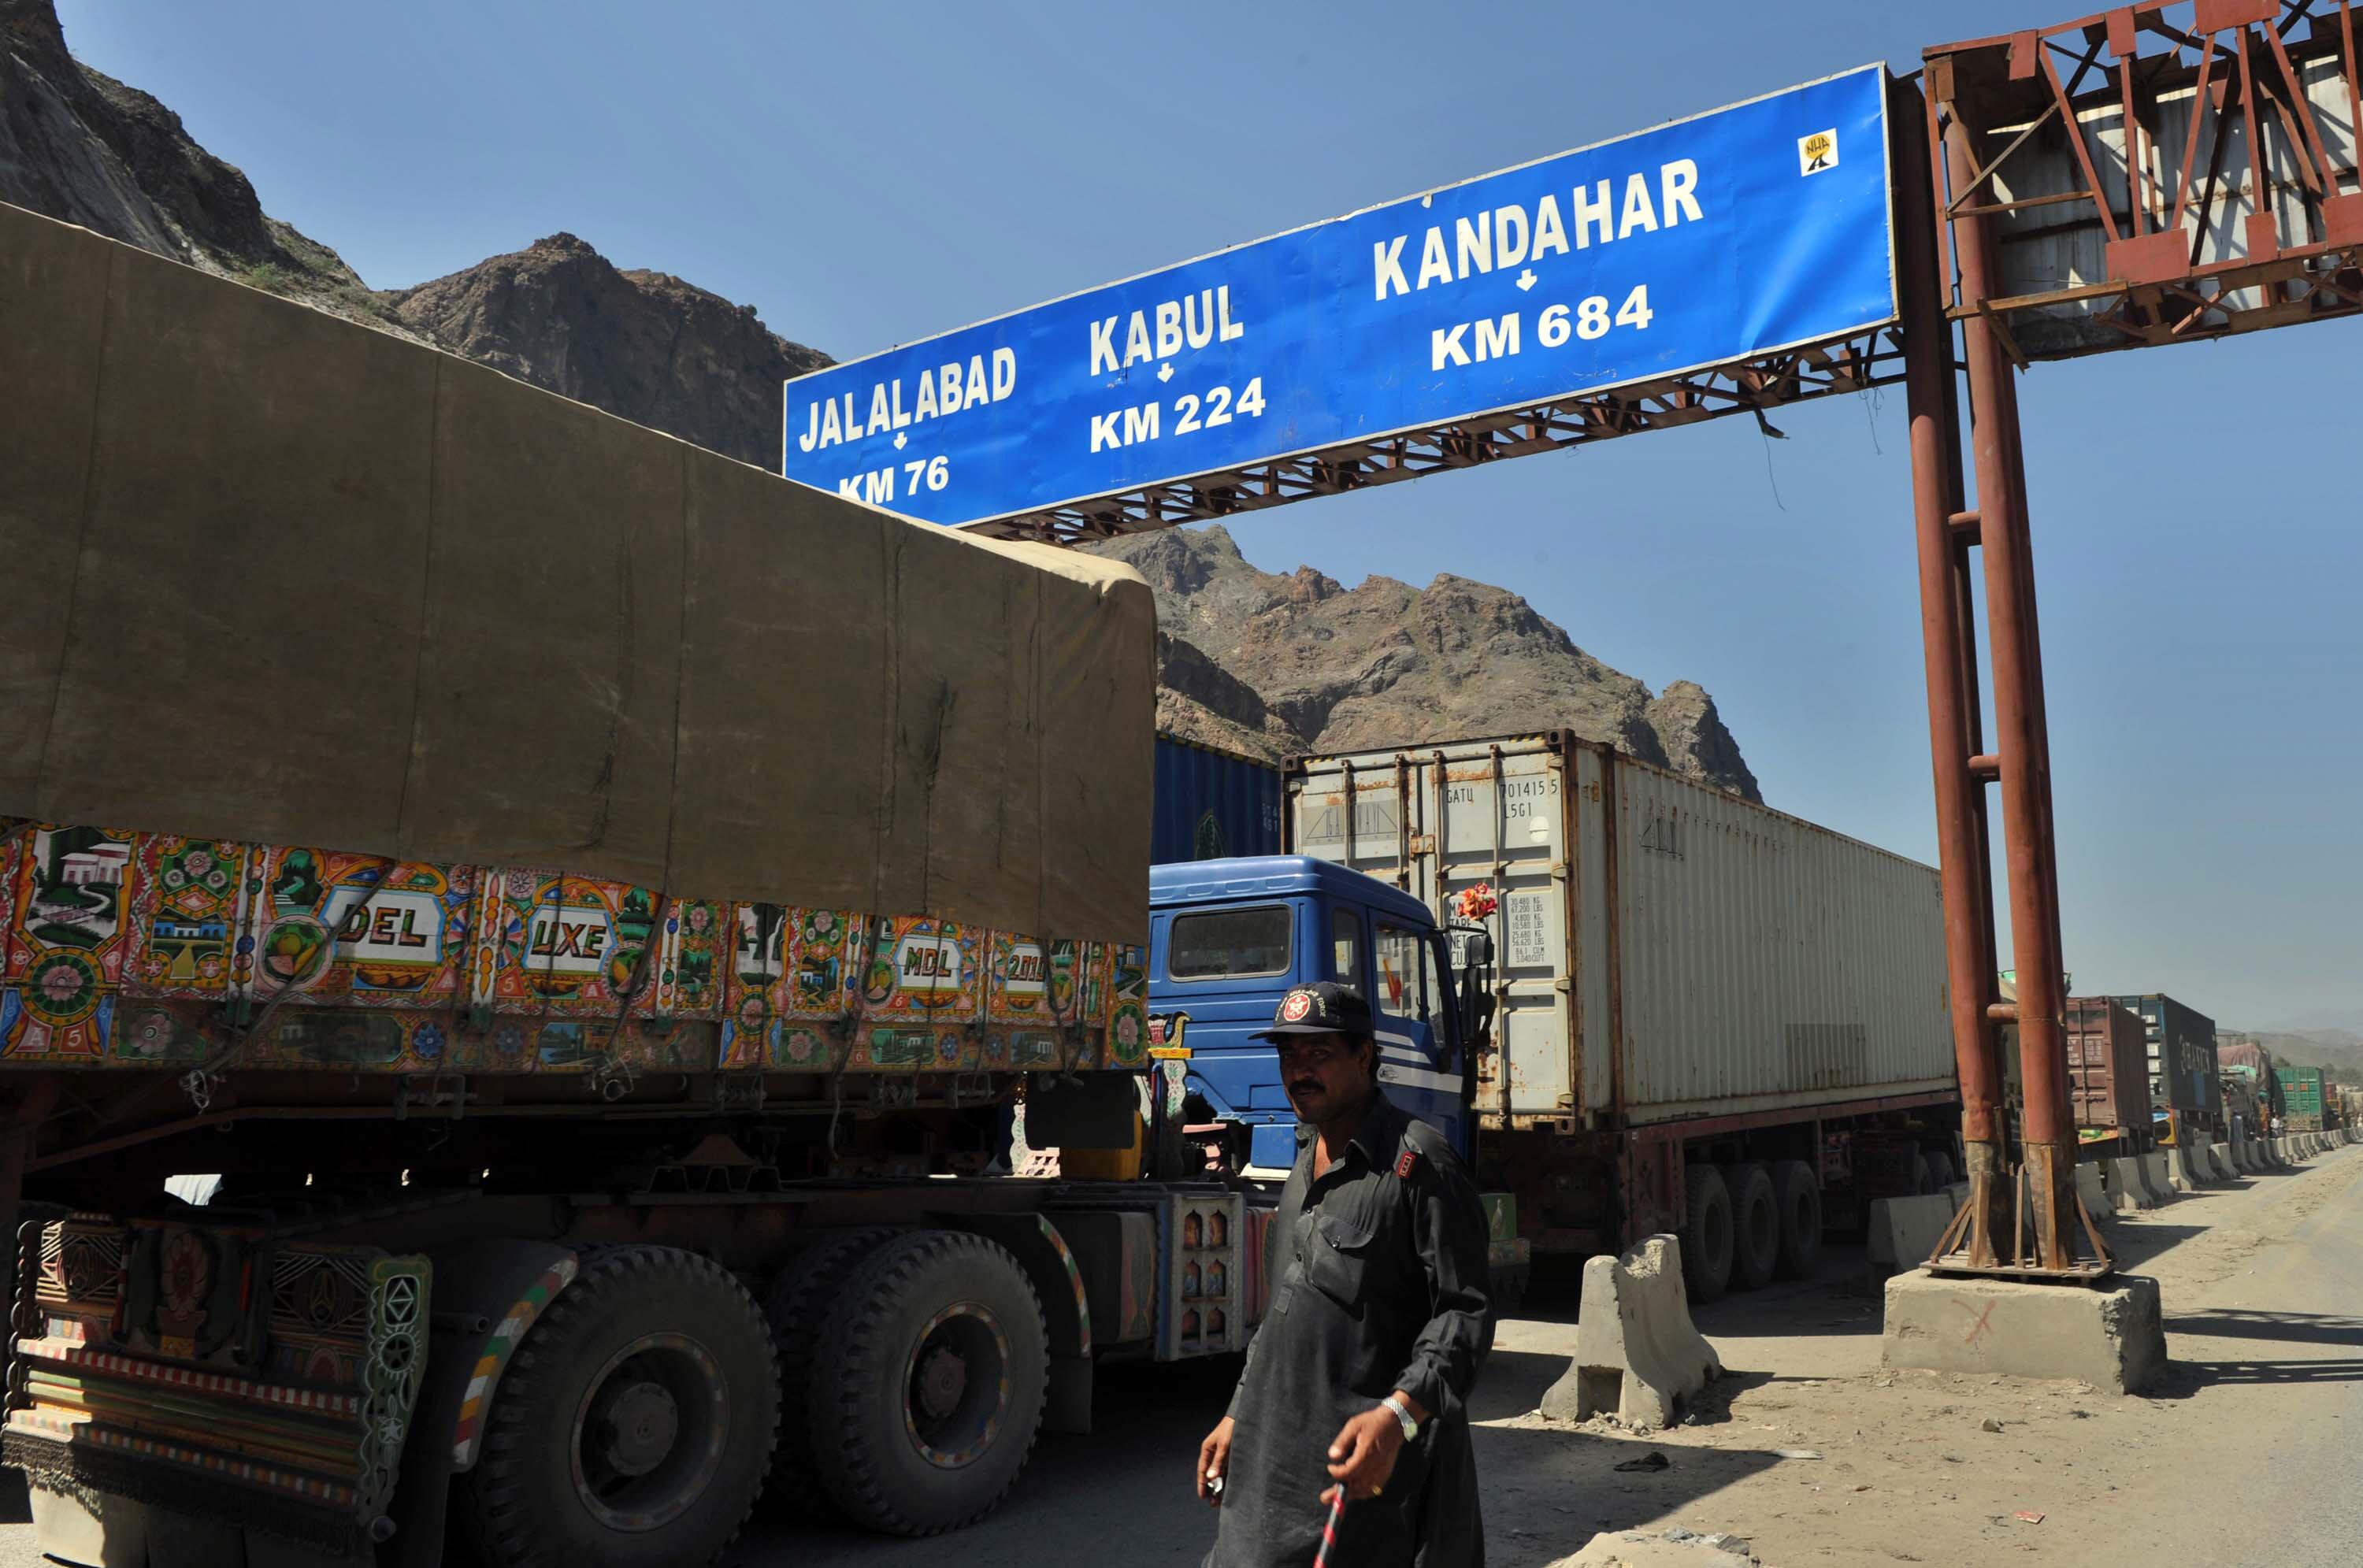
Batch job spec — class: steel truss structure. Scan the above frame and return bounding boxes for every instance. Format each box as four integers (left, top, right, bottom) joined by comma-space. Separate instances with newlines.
1927, 0, 2363, 363
959, 330, 1905, 544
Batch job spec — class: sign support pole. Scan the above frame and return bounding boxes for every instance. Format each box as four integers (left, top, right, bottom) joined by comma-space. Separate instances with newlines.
1892, 80, 2009, 1270
1901, 69, 2108, 1281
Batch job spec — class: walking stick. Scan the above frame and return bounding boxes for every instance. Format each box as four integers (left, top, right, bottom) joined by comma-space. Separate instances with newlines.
1312, 1488, 1346, 1568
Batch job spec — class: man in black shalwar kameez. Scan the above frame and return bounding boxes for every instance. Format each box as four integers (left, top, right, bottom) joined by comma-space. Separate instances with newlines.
1197, 982, 1492, 1568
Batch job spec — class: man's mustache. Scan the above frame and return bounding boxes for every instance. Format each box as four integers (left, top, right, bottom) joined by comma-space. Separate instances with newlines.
1289, 1079, 1323, 1095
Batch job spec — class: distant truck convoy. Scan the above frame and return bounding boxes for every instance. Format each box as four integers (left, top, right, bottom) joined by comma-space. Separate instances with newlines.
1151, 732, 1964, 1304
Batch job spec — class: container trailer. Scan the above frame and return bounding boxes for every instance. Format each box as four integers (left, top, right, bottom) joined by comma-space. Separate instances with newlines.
1240, 732, 1963, 1303
2109, 994, 2222, 1136
2059, 998, 2152, 1154
2282, 1065, 2328, 1132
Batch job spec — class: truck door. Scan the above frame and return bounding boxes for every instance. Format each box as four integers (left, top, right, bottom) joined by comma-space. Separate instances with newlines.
1371, 916, 1468, 1153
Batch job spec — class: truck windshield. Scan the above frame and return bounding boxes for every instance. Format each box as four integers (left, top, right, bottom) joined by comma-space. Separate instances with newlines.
1167, 906, 1292, 980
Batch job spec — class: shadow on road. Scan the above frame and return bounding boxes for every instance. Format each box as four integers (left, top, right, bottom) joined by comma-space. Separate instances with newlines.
2146, 1357, 2363, 1397
1478, 1422, 1787, 1566
2165, 1309, 2363, 1348
2094, 1221, 2209, 1271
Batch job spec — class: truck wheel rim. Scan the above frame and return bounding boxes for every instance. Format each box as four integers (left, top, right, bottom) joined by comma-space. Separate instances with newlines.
901, 1303, 1011, 1468
570, 1333, 728, 1531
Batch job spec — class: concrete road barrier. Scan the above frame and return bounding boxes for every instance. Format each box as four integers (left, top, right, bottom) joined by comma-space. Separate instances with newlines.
2141, 1151, 2176, 1200
2209, 1143, 2239, 1181
2169, 1144, 2208, 1190
2072, 1162, 2114, 1221
1867, 1194, 1957, 1290
2106, 1156, 2157, 1210
1539, 1234, 1720, 1430
2272, 1137, 2291, 1164
2237, 1142, 2261, 1173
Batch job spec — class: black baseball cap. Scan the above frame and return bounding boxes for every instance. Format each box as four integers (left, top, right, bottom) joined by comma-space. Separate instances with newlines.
1252, 981, 1375, 1043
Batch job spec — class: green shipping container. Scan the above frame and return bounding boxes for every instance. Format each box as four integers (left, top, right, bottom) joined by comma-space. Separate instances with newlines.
2283, 1066, 2326, 1132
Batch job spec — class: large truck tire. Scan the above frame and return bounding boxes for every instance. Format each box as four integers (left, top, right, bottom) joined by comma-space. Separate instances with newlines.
1922, 1149, 1955, 1189
1771, 1159, 1823, 1279
762, 1226, 903, 1517
1678, 1165, 1734, 1304
1911, 1152, 1935, 1195
809, 1228, 1050, 1536
455, 1244, 780, 1568
1723, 1162, 1779, 1292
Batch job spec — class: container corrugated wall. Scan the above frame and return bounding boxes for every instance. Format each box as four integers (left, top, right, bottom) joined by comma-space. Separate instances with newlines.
1605, 754, 1954, 1121
1285, 733, 1954, 1128
2062, 997, 2149, 1132
2109, 994, 2220, 1120
1152, 734, 1283, 864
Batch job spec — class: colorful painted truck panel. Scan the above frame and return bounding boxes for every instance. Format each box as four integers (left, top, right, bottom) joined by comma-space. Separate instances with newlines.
0, 822, 1145, 1077
2, 1216, 432, 1557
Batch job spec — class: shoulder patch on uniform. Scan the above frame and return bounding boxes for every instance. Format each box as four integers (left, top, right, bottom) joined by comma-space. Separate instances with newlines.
1396, 1147, 1419, 1179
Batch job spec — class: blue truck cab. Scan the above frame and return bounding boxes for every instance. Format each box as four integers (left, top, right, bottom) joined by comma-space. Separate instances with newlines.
1147, 855, 1487, 1177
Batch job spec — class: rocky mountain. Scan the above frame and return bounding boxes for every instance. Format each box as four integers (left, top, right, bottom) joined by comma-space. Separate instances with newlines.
1092, 526, 1761, 799
0, 0, 825, 468
2, 0, 1758, 796
0, 0, 380, 317
385, 235, 829, 469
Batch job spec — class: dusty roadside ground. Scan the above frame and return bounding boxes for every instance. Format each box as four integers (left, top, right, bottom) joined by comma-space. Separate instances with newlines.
0, 1147, 2351, 1568
1483, 1144, 2363, 1567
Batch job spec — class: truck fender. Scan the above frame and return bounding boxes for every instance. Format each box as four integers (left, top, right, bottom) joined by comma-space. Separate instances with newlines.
377, 1240, 579, 1568
934, 1212, 1093, 1435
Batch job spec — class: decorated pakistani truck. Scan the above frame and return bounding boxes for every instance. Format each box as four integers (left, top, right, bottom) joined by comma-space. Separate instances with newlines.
0, 200, 1313, 1567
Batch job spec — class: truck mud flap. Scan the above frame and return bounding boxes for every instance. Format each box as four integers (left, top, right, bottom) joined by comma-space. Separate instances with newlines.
378, 1240, 581, 1568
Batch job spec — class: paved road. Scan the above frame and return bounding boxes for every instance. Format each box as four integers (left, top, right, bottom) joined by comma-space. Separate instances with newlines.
1, 1143, 2355, 1565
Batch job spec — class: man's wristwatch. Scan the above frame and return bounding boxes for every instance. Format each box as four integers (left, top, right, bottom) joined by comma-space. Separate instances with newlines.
1382, 1393, 1419, 1442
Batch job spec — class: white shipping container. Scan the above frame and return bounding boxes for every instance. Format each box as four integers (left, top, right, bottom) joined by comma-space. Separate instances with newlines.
1286, 733, 1956, 1128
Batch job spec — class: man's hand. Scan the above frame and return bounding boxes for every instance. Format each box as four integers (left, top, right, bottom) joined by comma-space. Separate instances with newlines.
1196, 1416, 1236, 1507
1319, 1405, 1405, 1503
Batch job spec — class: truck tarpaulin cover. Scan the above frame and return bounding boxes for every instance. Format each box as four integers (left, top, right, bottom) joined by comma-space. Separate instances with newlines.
0, 202, 1153, 945
781, 66, 1895, 527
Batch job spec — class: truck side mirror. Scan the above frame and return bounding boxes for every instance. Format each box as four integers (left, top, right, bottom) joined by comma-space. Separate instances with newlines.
1460, 931, 1493, 969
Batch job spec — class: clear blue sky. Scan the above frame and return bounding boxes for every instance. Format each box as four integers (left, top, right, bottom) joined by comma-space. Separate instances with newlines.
57, 1, 2360, 1032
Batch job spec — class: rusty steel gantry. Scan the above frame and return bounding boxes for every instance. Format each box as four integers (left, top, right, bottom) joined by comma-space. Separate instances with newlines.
1902, 0, 2361, 1280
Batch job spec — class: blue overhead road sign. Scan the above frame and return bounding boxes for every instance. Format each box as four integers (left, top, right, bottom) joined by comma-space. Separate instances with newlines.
783, 65, 1895, 528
